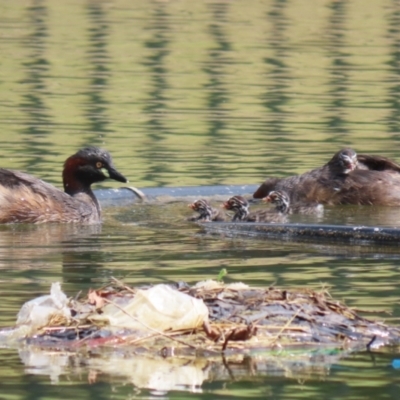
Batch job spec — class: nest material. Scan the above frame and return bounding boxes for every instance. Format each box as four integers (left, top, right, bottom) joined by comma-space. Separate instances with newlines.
32, 279, 400, 355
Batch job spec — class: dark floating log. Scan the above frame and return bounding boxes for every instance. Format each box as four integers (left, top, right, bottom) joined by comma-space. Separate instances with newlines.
201, 222, 400, 245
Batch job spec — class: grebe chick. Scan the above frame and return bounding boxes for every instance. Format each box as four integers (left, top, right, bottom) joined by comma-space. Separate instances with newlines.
223, 195, 287, 223
264, 190, 324, 216
188, 199, 225, 222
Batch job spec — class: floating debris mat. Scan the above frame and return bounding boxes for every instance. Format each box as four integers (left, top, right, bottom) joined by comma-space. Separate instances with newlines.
201, 222, 400, 245
4, 280, 400, 357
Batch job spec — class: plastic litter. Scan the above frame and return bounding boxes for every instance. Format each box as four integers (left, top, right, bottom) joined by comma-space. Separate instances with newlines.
90, 284, 209, 332
16, 282, 71, 334
392, 359, 400, 369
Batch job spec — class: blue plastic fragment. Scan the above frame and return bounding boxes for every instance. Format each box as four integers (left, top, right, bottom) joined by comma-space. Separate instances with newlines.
391, 359, 400, 369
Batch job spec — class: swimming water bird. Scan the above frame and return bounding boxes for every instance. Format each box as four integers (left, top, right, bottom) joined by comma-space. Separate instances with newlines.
188, 199, 225, 222
253, 148, 358, 203
264, 190, 324, 216
223, 195, 287, 223
0, 147, 127, 224
254, 148, 400, 206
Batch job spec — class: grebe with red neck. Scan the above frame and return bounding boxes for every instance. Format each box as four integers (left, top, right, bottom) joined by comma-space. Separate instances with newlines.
0, 147, 127, 224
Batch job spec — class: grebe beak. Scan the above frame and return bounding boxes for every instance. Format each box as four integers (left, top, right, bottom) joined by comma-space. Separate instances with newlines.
342, 155, 358, 174
106, 166, 128, 183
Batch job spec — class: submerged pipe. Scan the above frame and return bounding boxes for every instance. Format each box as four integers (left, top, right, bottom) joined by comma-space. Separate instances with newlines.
94, 184, 259, 207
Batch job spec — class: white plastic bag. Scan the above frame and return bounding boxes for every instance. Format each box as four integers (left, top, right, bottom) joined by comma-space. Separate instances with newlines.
16, 282, 70, 332
92, 284, 208, 332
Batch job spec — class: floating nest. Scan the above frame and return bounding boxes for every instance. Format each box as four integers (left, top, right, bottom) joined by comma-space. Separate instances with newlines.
24, 279, 400, 357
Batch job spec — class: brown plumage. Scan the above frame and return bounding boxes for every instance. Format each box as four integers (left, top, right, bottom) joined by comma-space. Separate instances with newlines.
264, 190, 324, 216
0, 147, 127, 224
188, 199, 225, 222
253, 148, 400, 206
253, 148, 357, 203
356, 154, 400, 173
329, 169, 400, 206
223, 195, 287, 223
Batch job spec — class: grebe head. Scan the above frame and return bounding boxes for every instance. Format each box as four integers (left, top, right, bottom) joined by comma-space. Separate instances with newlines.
189, 199, 213, 219
63, 147, 127, 195
330, 148, 358, 175
223, 195, 250, 221
264, 190, 290, 213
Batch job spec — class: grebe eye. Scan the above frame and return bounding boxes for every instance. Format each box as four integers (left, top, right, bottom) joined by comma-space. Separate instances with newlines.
96, 162, 103, 169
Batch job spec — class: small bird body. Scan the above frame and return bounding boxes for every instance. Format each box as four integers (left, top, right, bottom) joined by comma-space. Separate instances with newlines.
264, 190, 324, 216
188, 199, 225, 222
223, 195, 287, 223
